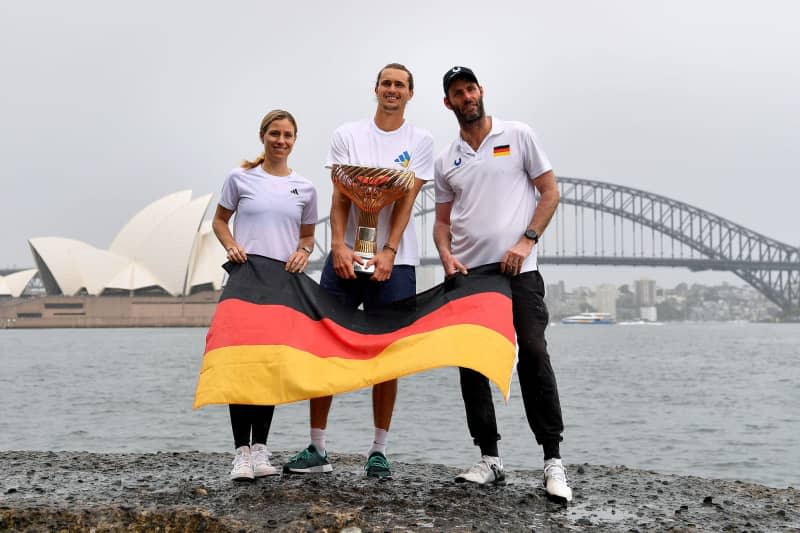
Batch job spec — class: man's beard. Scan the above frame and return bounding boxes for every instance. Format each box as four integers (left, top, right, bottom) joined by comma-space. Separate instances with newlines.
453, 98, 485, 125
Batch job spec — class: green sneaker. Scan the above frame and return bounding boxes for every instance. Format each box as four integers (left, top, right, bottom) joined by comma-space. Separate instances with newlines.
365, 451, 392, 480
283, 444, 333, 474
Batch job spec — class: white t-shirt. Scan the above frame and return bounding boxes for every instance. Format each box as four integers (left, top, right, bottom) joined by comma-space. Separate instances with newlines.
434, 118, 551, 273
219, 166, 318, 262
325, 119, 434, 266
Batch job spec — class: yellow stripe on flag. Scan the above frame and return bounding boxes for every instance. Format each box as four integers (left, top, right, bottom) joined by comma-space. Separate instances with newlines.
194, 324, 515, 407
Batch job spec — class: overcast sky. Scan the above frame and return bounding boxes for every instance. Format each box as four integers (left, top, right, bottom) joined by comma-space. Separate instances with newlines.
1, 1, 797, 289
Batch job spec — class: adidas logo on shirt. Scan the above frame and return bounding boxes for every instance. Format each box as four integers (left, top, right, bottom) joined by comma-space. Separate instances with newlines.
289, 188, 299, 196
394, 150, 411, 168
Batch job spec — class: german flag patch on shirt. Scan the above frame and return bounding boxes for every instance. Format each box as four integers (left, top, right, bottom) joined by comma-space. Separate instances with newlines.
493, 144, 511, 157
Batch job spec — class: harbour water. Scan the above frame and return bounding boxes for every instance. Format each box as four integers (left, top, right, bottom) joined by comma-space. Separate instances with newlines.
1, 323, 798, 488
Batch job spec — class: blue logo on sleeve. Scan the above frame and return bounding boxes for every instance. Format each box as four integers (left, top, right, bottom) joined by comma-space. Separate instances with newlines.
454, 157, 462, 167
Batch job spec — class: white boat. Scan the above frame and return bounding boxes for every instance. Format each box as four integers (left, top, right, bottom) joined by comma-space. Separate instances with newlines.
560, 312, 615, 325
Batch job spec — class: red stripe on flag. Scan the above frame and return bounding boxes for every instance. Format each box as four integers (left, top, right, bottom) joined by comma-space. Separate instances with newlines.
205, 292, 514, 359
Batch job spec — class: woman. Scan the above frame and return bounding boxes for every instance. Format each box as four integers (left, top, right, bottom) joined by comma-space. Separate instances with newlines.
212, 109, 318, 481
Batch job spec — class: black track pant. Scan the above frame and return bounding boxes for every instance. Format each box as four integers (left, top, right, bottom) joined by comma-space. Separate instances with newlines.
229, 404, 275, 449
460, 270, 564, 459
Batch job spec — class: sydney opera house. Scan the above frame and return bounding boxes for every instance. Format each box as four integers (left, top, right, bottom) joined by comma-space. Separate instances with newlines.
0, 268, 38, 298
1, 191, 227, 328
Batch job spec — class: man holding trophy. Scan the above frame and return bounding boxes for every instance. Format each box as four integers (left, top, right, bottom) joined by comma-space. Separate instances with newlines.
283, 63, 434, 479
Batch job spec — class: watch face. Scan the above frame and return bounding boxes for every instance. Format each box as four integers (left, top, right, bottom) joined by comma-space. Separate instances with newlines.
525, 229, 539, 242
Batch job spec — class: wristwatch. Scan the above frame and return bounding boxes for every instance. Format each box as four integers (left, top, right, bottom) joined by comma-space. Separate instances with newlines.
523, 229, 540, 243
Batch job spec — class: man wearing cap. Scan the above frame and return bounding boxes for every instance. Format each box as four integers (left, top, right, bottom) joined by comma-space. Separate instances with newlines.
433, 66, 573, 502
283, 62, 434, 480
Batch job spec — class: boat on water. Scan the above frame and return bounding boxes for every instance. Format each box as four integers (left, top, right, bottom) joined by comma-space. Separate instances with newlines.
560, 312, 615, 325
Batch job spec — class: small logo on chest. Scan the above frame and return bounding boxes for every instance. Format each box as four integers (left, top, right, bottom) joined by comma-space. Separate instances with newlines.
394, 150, 411, 168
493, 145, 511, 157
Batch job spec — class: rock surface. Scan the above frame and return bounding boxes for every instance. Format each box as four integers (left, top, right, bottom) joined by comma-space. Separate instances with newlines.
0, 451, 797, 532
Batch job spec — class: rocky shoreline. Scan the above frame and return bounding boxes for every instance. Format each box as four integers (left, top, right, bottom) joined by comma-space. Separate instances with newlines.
1, 451, 797, 532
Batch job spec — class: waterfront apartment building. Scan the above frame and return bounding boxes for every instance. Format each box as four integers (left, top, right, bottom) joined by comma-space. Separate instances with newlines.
635, 278, 657, 307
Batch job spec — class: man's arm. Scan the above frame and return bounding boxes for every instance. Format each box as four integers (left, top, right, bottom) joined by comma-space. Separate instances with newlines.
500, 169, 560, 275
367, 133, 435, 281
528, 170, 559, 235
366, 177, 425, 281
329, 187, 360, 279
433, 201, 468, 276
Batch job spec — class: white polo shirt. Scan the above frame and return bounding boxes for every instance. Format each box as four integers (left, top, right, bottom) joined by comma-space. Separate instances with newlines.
434, 118, 551, 273
325, 119, 434, 266
219, 166, 318, 261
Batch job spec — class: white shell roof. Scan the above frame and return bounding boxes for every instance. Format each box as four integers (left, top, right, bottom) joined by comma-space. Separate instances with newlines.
0, 269, 38, 297
187, 221, 227, 291
28, 191, 224, 296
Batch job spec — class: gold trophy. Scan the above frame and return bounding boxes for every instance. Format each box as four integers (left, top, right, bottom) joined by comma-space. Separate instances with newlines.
330, 164, 416, 274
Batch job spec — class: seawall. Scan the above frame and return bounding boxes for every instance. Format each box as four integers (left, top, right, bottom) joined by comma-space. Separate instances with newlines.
1, 451, 797, 532
0, 293, 219, 329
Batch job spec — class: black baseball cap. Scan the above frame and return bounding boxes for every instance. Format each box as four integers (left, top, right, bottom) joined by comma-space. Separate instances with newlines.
442, 66, 479, 95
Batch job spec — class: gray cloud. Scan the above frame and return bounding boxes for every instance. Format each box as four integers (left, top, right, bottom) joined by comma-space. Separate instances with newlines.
1, 0, 797, 289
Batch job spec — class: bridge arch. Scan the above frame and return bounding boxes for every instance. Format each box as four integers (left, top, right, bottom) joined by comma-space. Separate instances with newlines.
310, 178, 799, 316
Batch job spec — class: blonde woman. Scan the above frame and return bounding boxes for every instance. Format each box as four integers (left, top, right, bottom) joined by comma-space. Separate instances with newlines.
212, 109, 318, 481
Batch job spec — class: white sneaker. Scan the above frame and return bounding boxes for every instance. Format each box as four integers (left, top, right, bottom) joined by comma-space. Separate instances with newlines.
230, 445, 254, 481
250, 443, 279, 477
543, 458, 573, 502
455, 455, 506, 485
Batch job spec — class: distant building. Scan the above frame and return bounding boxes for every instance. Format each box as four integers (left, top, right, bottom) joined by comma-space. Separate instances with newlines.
593, 284, 618, 318
635, 278, 657, 307
640, 306, 658, 321
547, 280, 566, 302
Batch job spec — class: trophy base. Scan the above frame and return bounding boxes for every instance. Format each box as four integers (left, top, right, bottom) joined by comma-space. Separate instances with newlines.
354, 252, 375, 275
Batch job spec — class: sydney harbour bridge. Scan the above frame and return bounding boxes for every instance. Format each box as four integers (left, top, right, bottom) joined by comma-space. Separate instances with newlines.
308, 178, 800, 318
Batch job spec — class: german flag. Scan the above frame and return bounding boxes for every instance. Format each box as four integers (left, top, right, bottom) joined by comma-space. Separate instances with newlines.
194, 255, 516, 408
493, 144, 511, 157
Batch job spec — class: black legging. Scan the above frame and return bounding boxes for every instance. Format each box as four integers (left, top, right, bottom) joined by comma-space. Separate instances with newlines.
229, 404, 275, 449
